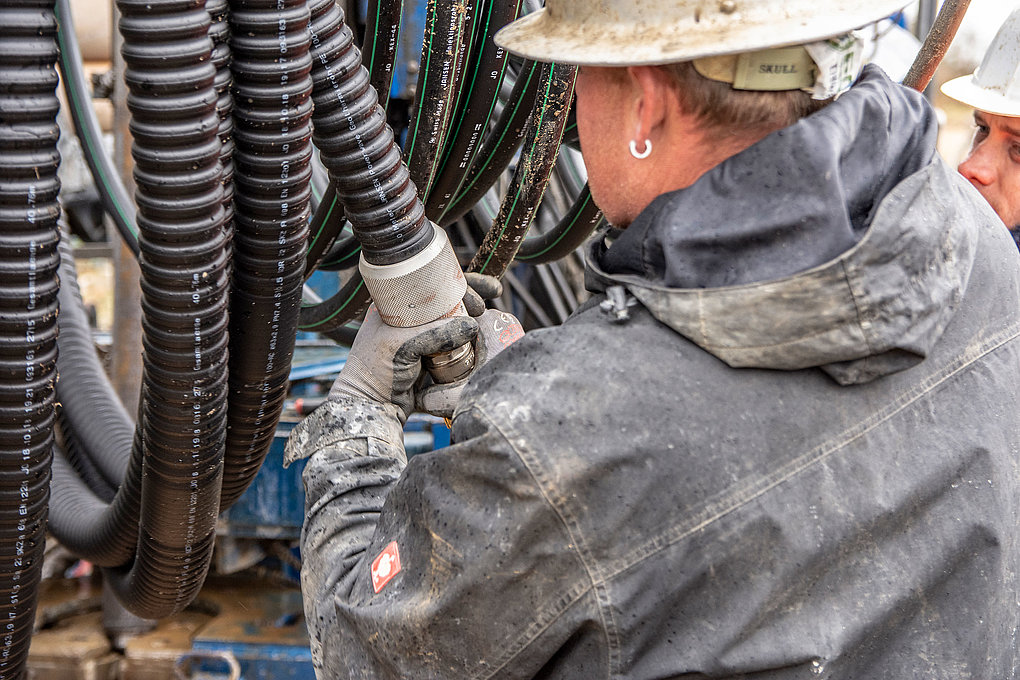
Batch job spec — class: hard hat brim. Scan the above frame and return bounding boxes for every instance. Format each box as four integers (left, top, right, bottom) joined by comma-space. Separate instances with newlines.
941, 74, 1020, 118
495, 3, 911, 67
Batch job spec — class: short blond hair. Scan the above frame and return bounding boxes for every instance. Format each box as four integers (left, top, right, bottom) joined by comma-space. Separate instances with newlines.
662, 61, 832, 135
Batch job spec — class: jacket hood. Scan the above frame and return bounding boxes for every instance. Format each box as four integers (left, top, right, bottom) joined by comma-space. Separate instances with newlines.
588, 67, 984, 385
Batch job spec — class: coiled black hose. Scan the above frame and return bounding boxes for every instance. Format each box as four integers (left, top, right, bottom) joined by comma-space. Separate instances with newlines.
222, 0, 314, 509
0, 3, 61, 676
55, 408, 118, 504
47, 235, 143, 568
105, 0, 230, 618
53, 236, 134, 494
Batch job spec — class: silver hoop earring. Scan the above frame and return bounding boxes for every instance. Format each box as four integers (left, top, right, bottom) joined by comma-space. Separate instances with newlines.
629, 139, 652, 160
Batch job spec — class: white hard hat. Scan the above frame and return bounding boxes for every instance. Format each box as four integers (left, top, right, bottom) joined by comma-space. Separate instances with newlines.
940, 8, 1020, 117
494, 0, 911, 67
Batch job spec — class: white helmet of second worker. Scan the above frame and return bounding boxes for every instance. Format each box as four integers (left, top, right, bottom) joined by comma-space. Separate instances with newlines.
494, 0, 911, 67
940, 8, 1020, 117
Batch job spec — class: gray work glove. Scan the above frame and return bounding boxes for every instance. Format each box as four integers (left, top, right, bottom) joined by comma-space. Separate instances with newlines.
417, 274, 525, 418
331, 273, 524, 422
330, 308, 479, 424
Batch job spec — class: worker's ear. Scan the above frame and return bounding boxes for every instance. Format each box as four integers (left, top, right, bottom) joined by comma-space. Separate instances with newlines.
626, 65, 673, 145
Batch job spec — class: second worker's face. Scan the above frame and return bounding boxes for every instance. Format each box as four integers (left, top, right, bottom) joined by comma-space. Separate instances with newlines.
958, 111, 1020, 231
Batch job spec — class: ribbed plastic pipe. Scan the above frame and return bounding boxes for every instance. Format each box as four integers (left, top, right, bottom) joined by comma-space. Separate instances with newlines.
107, 0, 230, 619
0, 3, 61, 676
221, 0, 314, 509
307, 0, 434, 266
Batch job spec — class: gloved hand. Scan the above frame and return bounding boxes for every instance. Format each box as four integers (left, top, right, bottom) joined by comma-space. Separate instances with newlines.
330, 273, 524, 422
417, 273, 524, 418
329, 273, 524, 422
329, 308, 478, 424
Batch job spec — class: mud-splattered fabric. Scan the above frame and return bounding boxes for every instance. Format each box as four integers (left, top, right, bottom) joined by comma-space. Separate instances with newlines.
287, 69, 1020, 679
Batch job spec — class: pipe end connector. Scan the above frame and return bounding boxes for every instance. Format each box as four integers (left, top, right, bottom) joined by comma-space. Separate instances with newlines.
359, 224, 468, 328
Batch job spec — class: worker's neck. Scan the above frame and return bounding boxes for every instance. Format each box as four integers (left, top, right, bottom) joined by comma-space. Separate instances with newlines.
656, 116, 777, 193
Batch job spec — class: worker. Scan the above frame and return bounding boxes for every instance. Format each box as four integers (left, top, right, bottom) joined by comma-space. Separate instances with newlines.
285, 1, 1020, 678
941, 7, 1020, 232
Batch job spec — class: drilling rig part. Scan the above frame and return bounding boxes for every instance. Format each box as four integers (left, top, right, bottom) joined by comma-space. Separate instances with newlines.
0, 4, 61, 676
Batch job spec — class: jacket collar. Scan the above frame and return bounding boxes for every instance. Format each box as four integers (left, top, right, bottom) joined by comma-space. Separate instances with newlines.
587, 68, 979, 385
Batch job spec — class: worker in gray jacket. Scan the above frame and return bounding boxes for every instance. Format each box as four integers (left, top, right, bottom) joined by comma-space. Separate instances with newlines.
941, 7, 1020, 233
286, 1, 1020, 677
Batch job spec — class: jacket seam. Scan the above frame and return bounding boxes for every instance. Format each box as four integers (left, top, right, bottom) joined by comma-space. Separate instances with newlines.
597, 320, 1020, 584
464, 406, 618, 680
839, 256, 876, 355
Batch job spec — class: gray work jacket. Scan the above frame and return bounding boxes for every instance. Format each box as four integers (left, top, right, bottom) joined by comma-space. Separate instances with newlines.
286, 69, 1020, 679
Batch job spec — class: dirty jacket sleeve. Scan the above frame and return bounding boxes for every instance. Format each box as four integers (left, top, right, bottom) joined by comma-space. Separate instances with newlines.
285, 393, 604, 680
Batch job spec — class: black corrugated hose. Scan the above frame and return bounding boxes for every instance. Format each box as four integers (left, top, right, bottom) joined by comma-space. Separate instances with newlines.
208, 0, 237, 241
0, 3, 61, 676
305, 0, 432, 265
222, 0, 315, 508
47, 234, 144, 568
298, 0, 439, 337
52, 233, 134, 496
104, 0, 231, 618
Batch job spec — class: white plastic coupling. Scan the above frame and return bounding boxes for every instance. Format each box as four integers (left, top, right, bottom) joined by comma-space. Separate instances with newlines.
359, 225, 468, 328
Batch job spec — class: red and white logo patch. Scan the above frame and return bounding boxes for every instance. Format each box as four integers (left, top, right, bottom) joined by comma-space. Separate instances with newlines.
371, 541, 402, 594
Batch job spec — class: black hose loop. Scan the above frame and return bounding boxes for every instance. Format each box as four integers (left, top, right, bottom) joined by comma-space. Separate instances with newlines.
0, 3, 61, 676
105, 0, 229, 619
